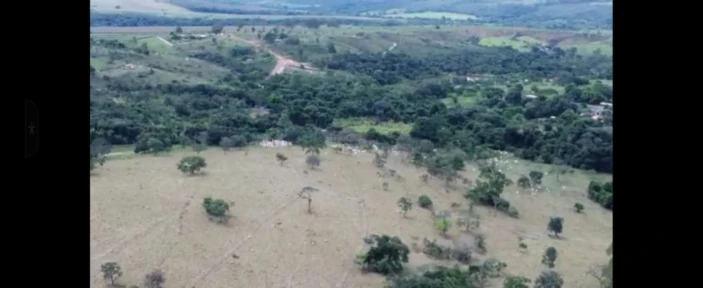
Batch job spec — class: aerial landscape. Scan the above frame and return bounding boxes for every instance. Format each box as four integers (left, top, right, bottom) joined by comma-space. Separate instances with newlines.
90, 1, 613, 288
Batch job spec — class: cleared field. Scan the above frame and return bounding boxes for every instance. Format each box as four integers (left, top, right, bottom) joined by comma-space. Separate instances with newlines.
478, 36, 544, 52
383, 11, 478, 20
333, 118, 413, 135
91, 0, 192, 14
91, 0, 384, 21
91, 147, 612, 288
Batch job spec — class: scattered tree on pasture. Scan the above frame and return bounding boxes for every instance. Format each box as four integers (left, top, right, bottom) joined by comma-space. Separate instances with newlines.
529, 171, 544, 186
193, 131, 208, 155
327, 43, 337, 54
475, 233, 487, 254
276, 153, 288, 165
397, 197, 412, 217
219, 137, 233, 153
202, 197, 230, 222
547, 217, 564, 237
534, 270, 563, 288
466, 163, 514, 213
504, 276, 531, 288
297, 186, 317, 213
306, 154, 321, 169
175, 26, 183, 33
177, 134, 192, 149
373, 152, 386, 168
211, 24, 224, 34
358, 234, 410, 275
177, 156, 207, 174
300, 130, 326, 155
435, 217, 451, 236
101, 262, 122, 285
383, 182, 389, 191
144, 269, 165, 288
418, 195, 433, 208
542, 247, 558, 268
517, 175, 531, 188
90, 138, 111, 171
574, 202, 584, 213
147, 138, 165, 154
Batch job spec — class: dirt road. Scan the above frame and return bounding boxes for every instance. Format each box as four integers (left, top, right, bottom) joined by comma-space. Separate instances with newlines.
226, 34, 317, 76
156, 36, 173, 46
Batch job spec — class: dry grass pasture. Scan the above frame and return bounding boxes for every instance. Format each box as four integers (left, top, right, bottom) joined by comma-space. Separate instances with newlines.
91, 147, 612, 288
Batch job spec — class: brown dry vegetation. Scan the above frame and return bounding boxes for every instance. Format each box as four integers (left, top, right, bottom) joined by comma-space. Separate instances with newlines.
90, 148, 611, 288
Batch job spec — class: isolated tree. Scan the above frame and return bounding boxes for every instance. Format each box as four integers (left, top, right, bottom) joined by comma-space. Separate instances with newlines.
178, 156, 207, 174
101, 262, 122, 285
517, 175, 531, 188
529, 171, 544, 186
373, 152, 386, 168
193, 131, 208, 155
211, 24, 224, 34
144, 269, 165, 288
298, 186, 317, 213
360, 234, 410, 275
90, 138, 111, 171
418, 195, 433, 209
177, 134, 192, 149
300, 130, 326, 155
202, 197, 230, 222
306, 154, 321, 169
147, 138, 165, 154
466, 163, 513, 210
574, 203, 585, 213
219, 137, 233, 153
175, 26, 183, 33
503, 276, 531, 288
435, 217, 451, 236
534, 271, 563, 288
276, 153, 288, 165
542, 247, 558, 268
327, 43, 337, 54
397, 197, 412, 217
547, 217, 564, 237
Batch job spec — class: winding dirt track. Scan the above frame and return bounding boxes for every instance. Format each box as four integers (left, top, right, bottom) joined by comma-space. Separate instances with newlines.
226, 34, 318, 76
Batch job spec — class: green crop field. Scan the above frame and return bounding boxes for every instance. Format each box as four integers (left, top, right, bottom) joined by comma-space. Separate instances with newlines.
333, 118, 413, 135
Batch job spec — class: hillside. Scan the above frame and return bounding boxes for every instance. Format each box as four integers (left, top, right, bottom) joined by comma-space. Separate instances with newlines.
90, 0, 612, 29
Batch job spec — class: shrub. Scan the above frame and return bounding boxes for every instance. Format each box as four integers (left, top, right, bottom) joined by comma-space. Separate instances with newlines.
534, 271, 563, 288
587, 181, 612, 210
360, 234, 410, 275
306, 154, 321, 169
202, 197, 230, 221
574, 202, 584, 213
435, 218, 451, 235
177, 156, 207, 174
418, 195, 433, 208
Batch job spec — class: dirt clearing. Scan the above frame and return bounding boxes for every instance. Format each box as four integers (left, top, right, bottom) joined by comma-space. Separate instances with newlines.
91, 148, 611, 287
225, 34, 318, 76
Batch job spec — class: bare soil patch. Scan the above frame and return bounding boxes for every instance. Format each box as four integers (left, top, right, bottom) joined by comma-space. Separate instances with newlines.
91, 148, 611, 287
